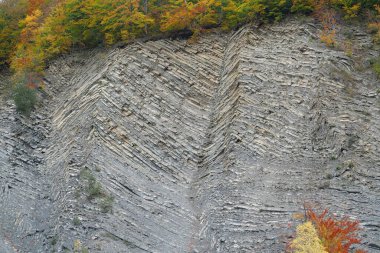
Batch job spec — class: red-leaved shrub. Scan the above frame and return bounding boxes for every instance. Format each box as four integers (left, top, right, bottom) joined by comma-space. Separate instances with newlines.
307, 208, 366, 253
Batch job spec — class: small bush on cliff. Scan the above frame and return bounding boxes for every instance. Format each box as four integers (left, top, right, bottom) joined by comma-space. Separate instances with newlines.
100, 195, 114, 213
80, 167, 103, 199
73, 239, 89, 253
307, 209, 366, 253
290, 221, 328, 253
370, 57, 380, 77
13, 83, 37, 115
79, 167, 114, 213
73, 216, 81, 226
288, 207, 367, 253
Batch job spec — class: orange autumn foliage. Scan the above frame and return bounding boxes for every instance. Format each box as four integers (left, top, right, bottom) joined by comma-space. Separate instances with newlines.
27, 0, 45, 14
368, 4, 380, 43
313, 1, 337, 47
1, 0, 379, 115
307, 209, 366, 253
160, 0, 218, 33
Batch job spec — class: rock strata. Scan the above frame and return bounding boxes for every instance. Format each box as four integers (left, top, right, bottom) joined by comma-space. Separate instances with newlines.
0, 19, 379, 252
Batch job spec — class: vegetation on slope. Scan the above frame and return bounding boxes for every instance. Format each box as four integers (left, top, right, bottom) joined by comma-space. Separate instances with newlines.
289, 208, 367, 253
290, 221, 328, 253
0, 0, 379, 113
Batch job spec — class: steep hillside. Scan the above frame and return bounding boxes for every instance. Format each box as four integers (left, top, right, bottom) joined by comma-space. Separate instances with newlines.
0, 19, 379, 252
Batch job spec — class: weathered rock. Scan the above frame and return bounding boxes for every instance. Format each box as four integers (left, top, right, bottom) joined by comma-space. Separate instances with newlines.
0, 18, 379, 252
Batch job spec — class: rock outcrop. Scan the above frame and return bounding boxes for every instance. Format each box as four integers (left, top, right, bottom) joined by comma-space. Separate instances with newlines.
0, 18, 379, 252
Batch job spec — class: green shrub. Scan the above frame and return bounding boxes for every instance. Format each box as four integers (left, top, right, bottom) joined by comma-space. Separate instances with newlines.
79, 167, 103, 199
370, 57, 380, 77
73, 217, 81, 226
291, 0, 314, 14
80, 167, 103, 199
13, 84, 37, 115
373, 60, 380, 78
87, 179, 102, 199
79, 167, 94, 180
100, 196, 114, 213
79, 167, 114, 212
51, 234, 58, 246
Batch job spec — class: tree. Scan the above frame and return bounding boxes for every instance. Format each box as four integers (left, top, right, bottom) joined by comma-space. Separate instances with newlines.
160, 0, 218, 33
0, 0, 28, 66
79, 0, 154, 45
36, 2, 73, 58
11, 9, 45, 76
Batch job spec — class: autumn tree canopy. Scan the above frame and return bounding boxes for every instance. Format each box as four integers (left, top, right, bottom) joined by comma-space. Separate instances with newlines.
0, 0, 378, 96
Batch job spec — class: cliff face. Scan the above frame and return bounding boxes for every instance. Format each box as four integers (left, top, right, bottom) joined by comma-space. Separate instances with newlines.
0, 19, 380, 253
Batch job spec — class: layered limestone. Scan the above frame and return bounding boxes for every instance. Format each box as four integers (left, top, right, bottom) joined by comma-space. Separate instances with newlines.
0, 19, 379, 252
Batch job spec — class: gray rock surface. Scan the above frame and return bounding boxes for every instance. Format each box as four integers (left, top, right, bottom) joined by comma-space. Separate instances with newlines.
0, 18, 379, 252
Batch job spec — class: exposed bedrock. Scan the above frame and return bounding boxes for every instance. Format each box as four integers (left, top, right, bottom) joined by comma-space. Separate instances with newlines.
0, 19, 379, 252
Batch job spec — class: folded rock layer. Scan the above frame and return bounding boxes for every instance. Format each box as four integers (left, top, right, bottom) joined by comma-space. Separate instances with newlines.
0, 19, 379, 252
